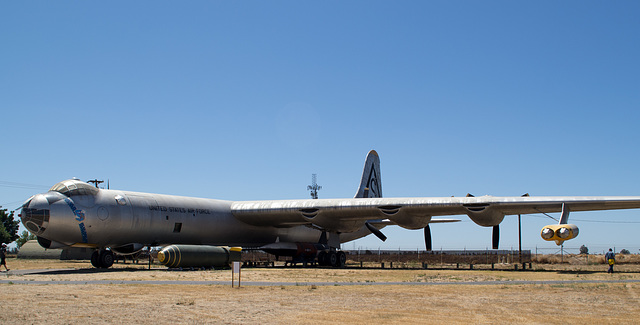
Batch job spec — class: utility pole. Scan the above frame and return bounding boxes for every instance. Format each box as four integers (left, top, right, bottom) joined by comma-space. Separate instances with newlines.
307, 174, 322, 199
518, 214, 522, 264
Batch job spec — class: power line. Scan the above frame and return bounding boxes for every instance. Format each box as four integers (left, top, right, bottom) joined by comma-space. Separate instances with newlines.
0, 181, 48, 210
0, 180, 49, 190
0, 201, 26, 211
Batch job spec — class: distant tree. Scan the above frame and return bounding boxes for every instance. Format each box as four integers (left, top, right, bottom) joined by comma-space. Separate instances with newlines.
0, 208, 19, 244
620, 249, 631, 255
579, 245, 589, 255
16, 230, 37, 248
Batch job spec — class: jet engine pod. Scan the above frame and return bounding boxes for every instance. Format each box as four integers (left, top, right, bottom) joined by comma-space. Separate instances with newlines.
158, 245, 242, 268
540, 224, 579, 245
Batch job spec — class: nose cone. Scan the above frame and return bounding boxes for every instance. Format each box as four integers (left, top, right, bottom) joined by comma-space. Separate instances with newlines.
21, 194, 51, 235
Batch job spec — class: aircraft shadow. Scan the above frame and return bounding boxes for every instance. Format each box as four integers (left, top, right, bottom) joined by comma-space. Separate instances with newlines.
22, 267, 160, 276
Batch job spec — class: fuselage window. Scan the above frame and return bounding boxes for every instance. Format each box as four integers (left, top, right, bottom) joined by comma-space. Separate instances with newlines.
50, 180, 99, 197
115, 195, 127, 205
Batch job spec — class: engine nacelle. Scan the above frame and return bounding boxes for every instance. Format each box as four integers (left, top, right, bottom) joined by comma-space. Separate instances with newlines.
389, 214, 432, 230
540, 224, 579, 245
157, 245, 242, 268
37, 236, 69, 249
464, 205, 505, 227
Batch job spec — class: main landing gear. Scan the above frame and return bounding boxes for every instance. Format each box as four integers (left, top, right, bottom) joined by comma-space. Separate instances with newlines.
317, 250, 346, 267
91, 249, 114, 268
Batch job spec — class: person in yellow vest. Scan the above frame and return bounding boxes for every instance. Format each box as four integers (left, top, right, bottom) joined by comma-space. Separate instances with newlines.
605, 248, 615, 273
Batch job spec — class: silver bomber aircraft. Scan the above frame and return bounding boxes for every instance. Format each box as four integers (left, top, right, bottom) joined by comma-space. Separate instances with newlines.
19, 150, 640, 268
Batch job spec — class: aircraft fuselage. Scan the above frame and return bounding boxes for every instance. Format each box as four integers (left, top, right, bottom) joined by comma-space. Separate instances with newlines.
21, 180, 360, 252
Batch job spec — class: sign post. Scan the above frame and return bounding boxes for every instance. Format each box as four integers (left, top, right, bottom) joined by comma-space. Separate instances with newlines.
232, 261, 241, 288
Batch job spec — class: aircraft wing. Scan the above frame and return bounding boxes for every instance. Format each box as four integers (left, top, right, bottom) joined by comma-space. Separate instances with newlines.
231, 196, 640, 232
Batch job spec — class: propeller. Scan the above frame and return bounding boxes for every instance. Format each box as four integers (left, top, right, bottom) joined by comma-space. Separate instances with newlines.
365, 222, 387, 242
424, 225, 432, 251
492, 225, 500, 249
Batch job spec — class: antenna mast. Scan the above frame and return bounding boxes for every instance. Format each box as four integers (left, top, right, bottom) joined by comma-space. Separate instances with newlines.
307, 174, 322, 199
87, 179, 104, 188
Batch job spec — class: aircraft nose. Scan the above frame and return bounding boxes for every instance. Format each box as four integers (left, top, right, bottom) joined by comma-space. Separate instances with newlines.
21, 194, 51, 235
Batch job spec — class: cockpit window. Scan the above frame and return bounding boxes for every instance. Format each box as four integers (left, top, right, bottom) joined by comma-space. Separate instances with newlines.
49, 179, 99, 197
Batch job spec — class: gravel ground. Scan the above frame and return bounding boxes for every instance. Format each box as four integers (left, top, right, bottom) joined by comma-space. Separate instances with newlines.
0, 259, 638, 324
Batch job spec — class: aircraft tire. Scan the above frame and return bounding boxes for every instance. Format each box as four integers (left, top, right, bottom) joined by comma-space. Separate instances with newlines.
99, 250, 114, 268
328, 251, 338, 267
91, 251, 103, 268
338, 251, 346, 267
317, 251, 328, 266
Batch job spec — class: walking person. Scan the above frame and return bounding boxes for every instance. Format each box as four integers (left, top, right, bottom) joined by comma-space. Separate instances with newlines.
605, 248, 615, 273
0, 243, 9, 271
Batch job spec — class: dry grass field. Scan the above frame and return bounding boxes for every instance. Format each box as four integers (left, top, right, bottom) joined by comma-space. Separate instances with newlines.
0, 257, 639, 324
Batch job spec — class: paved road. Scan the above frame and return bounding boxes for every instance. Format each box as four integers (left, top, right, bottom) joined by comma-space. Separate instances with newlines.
1, 268, 639, 286
2, 279, 640, 286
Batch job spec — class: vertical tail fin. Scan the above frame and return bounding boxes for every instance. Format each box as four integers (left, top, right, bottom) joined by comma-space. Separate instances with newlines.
354, 150, 383, 198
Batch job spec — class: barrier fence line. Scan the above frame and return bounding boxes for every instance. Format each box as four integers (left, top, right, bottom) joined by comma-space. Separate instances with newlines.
241, 249, 534, 265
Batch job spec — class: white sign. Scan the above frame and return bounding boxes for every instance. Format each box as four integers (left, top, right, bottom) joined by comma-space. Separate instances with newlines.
232, 261, 241, 288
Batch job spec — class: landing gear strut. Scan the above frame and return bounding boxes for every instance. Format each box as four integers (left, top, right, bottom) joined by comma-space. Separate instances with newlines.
91, 249, 114, 268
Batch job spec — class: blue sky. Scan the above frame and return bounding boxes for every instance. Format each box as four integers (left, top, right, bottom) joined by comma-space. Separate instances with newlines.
2, 1, 639, 254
